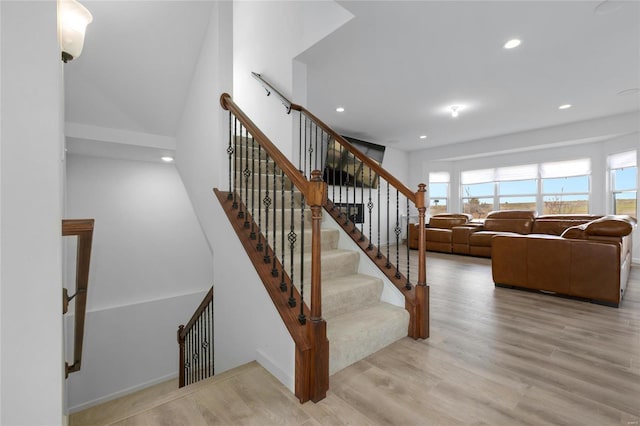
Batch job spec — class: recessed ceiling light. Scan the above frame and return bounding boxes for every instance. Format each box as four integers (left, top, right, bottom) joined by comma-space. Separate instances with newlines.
449, 105, 463, 117
161, 156, 174, 162
594, 0, 623, 15
558, 104, 572, 110
618, 88, 640, 96
419, 135, 427, 139
504, 39, 521, 49
335, 107, 345, 112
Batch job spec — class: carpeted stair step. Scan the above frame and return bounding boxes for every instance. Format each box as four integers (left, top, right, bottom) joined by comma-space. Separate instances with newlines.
291, 249, 359, 283
322, 274, 383, 320
327, 302, 409, 375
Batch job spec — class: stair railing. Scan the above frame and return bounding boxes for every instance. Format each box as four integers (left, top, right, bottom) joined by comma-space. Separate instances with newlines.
253, 72, 429, 339
62, 218, 95, 377
217, 93, 329, 403
177, 287, 214, 388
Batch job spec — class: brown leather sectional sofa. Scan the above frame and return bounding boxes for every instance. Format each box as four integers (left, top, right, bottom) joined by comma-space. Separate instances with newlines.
492, 215, 635, 307
408, 211, 636, 306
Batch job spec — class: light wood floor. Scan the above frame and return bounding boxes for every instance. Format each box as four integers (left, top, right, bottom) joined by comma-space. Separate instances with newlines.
71, 252, 640, 425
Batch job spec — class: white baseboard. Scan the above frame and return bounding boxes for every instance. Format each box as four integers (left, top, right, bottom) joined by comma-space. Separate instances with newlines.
68, 372, 177, 414
633, 257, 640, 266
256, 349, 294, 393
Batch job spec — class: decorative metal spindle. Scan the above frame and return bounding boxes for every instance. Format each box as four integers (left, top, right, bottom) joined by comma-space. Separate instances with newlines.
243, 129, 250, 228
263, 156, 271, 264
298, 112, 303, 172
288, 184, 297, 307
238, 125, 245, 219
307, 117, 313, 180
359, 162, 365, 241
188, 329, 192, 385
232, 118, 238, 209
395, 189, 401, 278
386, 181, 391, 268
351, 151, 357, 229
250, 136, 256, 239
314, 124, 319, 171
198, 317, 202, 381
338, 144, 343, 217
406, 202, 411, 289
331, 138, 336, 206
367, 167, 374, 250
376, 177, 382, 259
257, 144, 264, 251
303, 116, 308, 177
271, 167, 278, 277
227, 112, 233, 200
320, 129, 325, 178
299, 195, 306, 325
280, 170, 286, 292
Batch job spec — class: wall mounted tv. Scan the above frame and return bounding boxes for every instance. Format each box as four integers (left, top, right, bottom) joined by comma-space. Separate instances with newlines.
323, 136, 386, 189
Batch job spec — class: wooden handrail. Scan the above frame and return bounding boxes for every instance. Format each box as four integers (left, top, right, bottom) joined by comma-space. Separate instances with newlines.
290, 103, 416, 203
62, 218, 95, 377
220, 93, 310, 198
180, 287, 214, 338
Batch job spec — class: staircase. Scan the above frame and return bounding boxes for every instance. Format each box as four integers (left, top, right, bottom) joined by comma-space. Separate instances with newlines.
237, 137, 409, 375
217, 92, 429, 403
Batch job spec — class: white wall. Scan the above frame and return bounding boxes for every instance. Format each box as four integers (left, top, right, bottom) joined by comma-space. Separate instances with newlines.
233, 1, 352, 157
64, 155, 212, 411
0, 1, 65, 424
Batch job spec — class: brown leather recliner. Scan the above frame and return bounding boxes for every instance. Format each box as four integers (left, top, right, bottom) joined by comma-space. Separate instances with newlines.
492, 215, 636, 307
408, 213, 471, 251
467, 210, 537, 257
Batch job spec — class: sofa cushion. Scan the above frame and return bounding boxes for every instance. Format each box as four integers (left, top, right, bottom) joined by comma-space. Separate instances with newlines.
483, 210, 536, 234
469, 230, 519, 247
531, 215, 601, 235
425, 228, 452, 243
428, 213, 471, 229
585, 215, 634, 237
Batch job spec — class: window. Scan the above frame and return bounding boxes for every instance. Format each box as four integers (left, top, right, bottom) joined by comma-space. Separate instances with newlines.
428, 172, 449, 215
609, 151, 637, 218
541, 159, 590, 214
461, 169, 494, 218
460, 159, 592, 217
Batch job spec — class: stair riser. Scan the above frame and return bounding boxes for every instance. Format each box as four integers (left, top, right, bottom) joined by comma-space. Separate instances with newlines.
290, 251, 359, 284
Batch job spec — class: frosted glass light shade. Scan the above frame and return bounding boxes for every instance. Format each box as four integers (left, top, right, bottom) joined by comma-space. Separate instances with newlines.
59, 0, 92, 62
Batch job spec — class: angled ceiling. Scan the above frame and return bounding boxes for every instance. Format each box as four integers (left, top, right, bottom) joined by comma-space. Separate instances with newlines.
296, 0, 640, 151
64, 1, 213, 138
65, 1, 640, 160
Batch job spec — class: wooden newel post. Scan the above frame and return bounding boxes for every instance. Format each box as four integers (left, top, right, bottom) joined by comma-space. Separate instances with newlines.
307, 170, 329, 401
177, 325, 185, 388
415, 184, 430, 339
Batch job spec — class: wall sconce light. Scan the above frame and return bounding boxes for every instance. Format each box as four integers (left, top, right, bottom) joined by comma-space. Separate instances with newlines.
59, 0, 93, 63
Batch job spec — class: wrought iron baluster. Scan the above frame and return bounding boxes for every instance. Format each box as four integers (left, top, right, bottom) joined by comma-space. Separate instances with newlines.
395, 189, 401, 278
288, 184, 297, 308
386, 181, 391, 268
351, 151, 357, 229
272, 167, 278, 277
280, 171, 287, 292
307, 117, 313, 180
359, 161, 365, 241
263, 156, 271, 264
406, 202, 411, 289
376, 177, 382, 259
314, 123, 319, 171
257, 144, 263, 251
227, 112, 233, 200
298, 112, 303, 172
238, 125, 245, 219
367, 167, 374, 250
232, 118, 238, 209
303, 116, 308, 178
338, 143, 343, 217
243, 128, 250, 228
250, 136, 256, 239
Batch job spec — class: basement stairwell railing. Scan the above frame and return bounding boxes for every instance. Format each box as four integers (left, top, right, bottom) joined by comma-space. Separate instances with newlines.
178, 287, 214, 388
62, 218, 95, 378
252, 72, 429, 340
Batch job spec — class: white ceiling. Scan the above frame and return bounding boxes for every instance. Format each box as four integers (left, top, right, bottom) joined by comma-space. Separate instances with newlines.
296, 0, 640, 151
65, 0, 640, 159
